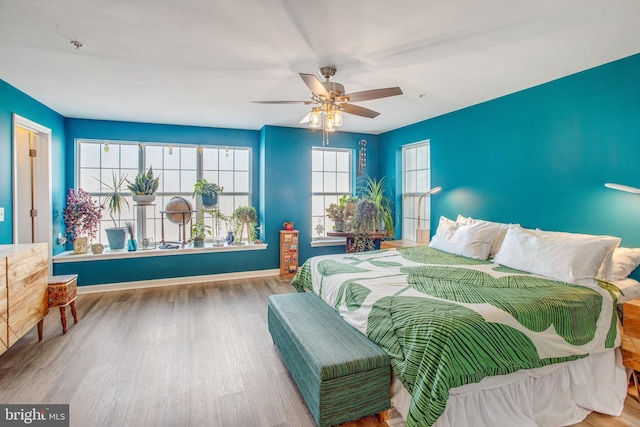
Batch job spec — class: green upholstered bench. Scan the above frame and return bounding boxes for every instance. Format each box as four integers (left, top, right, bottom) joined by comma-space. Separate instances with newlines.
267, 292, 390, 427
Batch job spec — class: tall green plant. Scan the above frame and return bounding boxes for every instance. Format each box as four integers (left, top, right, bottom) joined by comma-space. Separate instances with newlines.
358, 175, 395, 237
97, 172, 129, 227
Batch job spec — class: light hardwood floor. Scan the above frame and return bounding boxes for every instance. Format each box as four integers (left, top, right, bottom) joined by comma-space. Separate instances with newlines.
0, 275, 638, 427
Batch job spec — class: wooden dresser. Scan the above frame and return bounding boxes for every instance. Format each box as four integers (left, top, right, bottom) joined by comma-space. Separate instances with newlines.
0, 243, 49, 355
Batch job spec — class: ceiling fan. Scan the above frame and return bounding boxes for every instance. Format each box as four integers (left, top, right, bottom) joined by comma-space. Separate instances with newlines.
252, 66, 403, 138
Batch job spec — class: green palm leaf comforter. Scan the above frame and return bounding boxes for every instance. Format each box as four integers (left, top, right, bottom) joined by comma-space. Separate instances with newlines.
291, 247, 620, 427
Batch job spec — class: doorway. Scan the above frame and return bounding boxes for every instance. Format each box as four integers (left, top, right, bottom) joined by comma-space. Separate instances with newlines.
12, 114, 52, 270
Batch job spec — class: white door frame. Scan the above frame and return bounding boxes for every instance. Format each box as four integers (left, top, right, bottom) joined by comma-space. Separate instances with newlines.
12, 114, 53, 273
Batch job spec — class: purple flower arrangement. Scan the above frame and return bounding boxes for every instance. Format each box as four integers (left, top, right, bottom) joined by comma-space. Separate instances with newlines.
63, 188, 102, 242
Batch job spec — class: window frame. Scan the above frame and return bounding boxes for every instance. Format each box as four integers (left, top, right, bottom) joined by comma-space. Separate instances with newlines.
75, 139, 253, 246
311, 146, 353, 242
401, 140, 432, 242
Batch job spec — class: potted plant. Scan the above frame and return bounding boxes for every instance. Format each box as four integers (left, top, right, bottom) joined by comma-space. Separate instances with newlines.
326, 203, 348, 231
127, 166, 160, 205
351, 199, 379, 252
98, 172, 130, 250
63, 188, 102, 254
205, 209, 227, 245
232, 205, 257, 244
191, 221, 211, 248
192, 179, 223, 208
339, 194, 359, 217
358, 175, 395, 238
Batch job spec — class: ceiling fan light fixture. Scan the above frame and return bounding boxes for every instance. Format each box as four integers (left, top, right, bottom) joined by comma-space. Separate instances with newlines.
309, 108, 322, 128
333, 109, 343, 127
325, 116, 335, 132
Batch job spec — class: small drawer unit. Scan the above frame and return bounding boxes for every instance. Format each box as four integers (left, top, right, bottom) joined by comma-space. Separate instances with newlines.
622, 298, 640, 399
280, 230, 299, 277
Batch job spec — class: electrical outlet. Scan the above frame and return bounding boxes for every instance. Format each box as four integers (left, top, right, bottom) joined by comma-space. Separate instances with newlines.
0, 207, 4, 222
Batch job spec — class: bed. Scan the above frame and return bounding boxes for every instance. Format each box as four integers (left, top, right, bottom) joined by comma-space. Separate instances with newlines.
291, 218, 637, 427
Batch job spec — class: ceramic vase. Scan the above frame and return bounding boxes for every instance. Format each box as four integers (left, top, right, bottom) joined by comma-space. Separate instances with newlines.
226, 231, 235, 245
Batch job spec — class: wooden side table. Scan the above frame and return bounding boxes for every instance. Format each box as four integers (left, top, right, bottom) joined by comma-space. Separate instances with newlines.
327, 231, 387, 253
48, 275, 79, 334
622, 298, 640, 399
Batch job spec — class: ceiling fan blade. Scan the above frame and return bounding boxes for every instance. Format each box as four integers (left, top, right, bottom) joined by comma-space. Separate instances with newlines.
299, 112, 311, 124
341, 103, 380, 118
345, 87, 403, 103
299, 73, 330, 99
251, 100, 314, 104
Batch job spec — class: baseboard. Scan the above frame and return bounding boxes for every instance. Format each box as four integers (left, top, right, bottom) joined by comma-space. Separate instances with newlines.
77, 268, 281, 294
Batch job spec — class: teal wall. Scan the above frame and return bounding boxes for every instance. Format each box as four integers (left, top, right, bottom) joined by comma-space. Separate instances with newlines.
0, 80, 66, 252
53, 120, 376, 284
380, 53, 640, 247
260, 126, 379, 265
4, 51, 640, 285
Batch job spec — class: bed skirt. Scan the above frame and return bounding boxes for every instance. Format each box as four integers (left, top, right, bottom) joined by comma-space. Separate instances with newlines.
386, 348, 627, 427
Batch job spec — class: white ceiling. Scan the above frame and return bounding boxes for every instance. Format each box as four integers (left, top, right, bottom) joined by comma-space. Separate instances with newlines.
1, 0, 639, 135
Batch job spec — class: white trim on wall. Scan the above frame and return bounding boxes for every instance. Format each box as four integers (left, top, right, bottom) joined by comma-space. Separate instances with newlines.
12, 114, 53, 273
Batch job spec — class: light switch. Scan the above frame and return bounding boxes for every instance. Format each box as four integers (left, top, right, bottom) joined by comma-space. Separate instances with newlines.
0, 207, 4, 222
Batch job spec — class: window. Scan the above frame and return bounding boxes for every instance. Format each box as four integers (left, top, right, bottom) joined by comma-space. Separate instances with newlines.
77, 139, 251, 246
402, 141, 432, 241
311, 147, 352, 239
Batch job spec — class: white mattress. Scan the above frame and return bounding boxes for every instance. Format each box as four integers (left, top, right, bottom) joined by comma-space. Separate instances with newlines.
385, 348, 626, 427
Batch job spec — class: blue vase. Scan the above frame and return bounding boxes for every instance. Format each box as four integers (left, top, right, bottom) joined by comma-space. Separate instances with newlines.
225, 231, 234, 245
201, 192, 218, 208
127, 238, 137, 252
106, 227, 126, 250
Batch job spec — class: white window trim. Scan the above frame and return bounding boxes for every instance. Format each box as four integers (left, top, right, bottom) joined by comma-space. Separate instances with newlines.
311, 147, 353, 241
402, 140, 432, 241
53, 243, 268, 263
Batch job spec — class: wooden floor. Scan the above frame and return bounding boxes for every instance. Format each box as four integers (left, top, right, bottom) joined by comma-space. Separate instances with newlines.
0, 275, 639, 427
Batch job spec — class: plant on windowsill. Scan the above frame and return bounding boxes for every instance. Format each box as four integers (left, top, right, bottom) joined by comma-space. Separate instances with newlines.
192, 179, 223, 209
202, 208, 227, 245
98, 172, 130, 250
191, 221, 212, 248
127, 166, 160, 205
351, 199, 379, 252
326, 203, 349, 232
232, 206, 257, 244
63, 188, 102, 254
358, 175, 395, 238
339, 194, 359, 218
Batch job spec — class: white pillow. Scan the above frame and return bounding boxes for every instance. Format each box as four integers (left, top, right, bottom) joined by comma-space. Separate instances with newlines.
612, 277, 640, 303
535, 229, 620, 282
493, 225, 621, 284
430, 216, 502, 260
457, 215, 512, 258
599, 247, 640, 282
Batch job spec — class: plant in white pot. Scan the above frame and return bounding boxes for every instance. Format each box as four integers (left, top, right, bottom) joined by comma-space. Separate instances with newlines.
98, 172, 130, 250
127, 166, 159, 205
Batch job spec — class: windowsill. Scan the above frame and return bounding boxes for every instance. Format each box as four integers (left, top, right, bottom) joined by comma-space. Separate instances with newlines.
310, 238, 346, 248
53, 243, 268, 263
